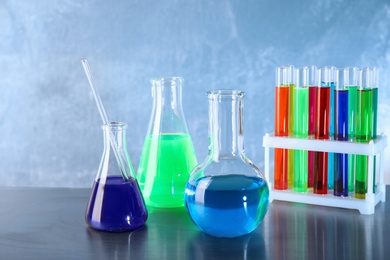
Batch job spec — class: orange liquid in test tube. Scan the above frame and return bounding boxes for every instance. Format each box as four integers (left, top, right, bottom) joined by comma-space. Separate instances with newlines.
274, 85, 289, 190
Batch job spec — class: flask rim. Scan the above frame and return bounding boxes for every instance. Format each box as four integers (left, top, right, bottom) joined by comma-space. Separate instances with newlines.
207, 89, 245, 99
101, 121, 127, 130
150, 76, 184, 86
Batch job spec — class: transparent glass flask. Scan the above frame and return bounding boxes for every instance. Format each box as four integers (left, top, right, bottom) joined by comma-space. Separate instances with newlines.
85, 122, 148, 232
184, 90, 269, 238
137, 77, 198, 208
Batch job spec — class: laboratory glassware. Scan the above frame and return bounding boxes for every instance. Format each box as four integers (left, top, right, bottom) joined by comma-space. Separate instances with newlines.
308, 66, 318, 188
328, 67, 337, 191
371, 67, 379, 193
334, 69, 348, 196
355, 68, 373, 199
184, 90, 269, 238
293, 67, 309, 192
274, 66, 290, 190
288, 65, 295, 187
85, 122, 148, 232
344, 67, 359, 192
137, 77, 198, 208
314, 67, 332, 194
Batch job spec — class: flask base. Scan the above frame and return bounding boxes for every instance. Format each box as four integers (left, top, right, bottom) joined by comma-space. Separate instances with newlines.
85, 176, 148, 232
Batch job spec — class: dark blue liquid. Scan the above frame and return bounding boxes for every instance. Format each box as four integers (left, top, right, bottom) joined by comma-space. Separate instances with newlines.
85, 176, 148, 232
334, 90, 348, 196
335, 90, 349, 141
334, 154, 348, 196
184, 175, 269, 238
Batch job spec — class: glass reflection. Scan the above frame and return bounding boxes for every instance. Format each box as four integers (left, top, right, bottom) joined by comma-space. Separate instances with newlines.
188, 231, 266, 259
129, 207, 196, 259
86, 227, 138, 259
269, 201, 380, 259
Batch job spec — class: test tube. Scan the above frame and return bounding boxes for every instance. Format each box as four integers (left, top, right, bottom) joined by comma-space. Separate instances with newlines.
288, 65, 295, 187
334, 69, 348, 196
274, 66, 291, 190
314, 67, 332, 194
293, 67, 309, 192
328, 66, 337, 191
372, 67, 378, 140
372, 67, 379, 193
355, 68, 373, 199
308, 66, 318, 188
344, 67, 359, 192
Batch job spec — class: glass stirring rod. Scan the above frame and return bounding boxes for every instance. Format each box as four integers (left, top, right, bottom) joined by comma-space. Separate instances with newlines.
81, 59, 130, 180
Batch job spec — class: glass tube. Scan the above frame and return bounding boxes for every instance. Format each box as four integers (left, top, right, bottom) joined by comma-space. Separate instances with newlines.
308, 66, 318, 188
288, 65, 295, 187
334, 69, 348, 196
372, 67, 379, 193
314, 67, 332, 194
274, 66, 291, 190
355, 68, 373, 199
344, 67, 359, 192
328, 66, 337, 190
293, 67, 309, 192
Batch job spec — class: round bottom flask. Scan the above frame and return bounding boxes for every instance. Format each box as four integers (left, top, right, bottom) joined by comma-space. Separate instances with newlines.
184, 90, 269, 238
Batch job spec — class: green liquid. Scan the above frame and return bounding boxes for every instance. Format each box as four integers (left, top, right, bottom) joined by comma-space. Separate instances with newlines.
288, 84, 295, 187
293, 150, 308, 192
346, 86, 357, 138
137, 133, 198, 208
293, 87, 308, 192
355, 155, 367, 199
355, 89, 372, 198
348, 155, 355, 192
372, 88, 378, 139
346, 86, 357, 192
356, 89, 372, 142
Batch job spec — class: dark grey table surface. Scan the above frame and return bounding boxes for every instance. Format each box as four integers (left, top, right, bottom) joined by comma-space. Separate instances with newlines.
0, 186, 389, 260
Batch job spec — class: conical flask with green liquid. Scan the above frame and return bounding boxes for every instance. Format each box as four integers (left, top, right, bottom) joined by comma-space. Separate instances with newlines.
137, 77, 198, 208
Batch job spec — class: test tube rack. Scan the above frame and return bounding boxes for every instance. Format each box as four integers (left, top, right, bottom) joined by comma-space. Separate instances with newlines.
262, 133, 388, 215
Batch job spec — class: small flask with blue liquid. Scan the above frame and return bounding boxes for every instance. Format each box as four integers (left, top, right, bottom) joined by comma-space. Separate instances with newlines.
184, 90, 269, 238
85, 122, 148, 232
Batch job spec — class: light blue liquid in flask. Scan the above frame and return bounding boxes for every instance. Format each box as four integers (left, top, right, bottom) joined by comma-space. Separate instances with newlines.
184, 90, 269, 238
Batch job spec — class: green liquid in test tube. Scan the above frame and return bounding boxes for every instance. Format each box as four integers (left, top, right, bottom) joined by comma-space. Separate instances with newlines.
344, 67, 359, 193
293, 67, 308, 192
355, 68, 373, 199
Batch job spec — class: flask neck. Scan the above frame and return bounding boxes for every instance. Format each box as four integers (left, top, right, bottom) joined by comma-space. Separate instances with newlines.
102, 122, 127, 150
99, 122, 135, 181
148, 77, 188, 135
208, 90, 245, 160
151, 77, 183, 111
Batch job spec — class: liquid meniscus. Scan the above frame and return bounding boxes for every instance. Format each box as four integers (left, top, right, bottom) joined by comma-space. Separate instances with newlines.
185, 175, 269, 238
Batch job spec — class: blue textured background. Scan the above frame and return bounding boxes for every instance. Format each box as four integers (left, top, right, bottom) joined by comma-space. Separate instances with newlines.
1, 0, 389, 187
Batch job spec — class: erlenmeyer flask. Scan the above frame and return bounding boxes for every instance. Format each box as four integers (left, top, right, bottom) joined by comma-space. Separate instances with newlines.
85, 122, 148, 232
137, 77, 198, 208
184, 90, 269, 238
